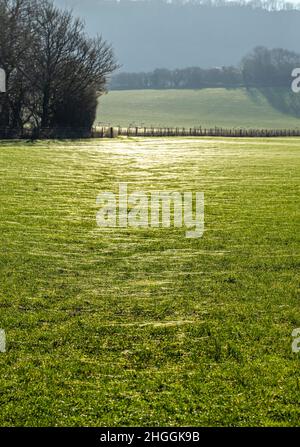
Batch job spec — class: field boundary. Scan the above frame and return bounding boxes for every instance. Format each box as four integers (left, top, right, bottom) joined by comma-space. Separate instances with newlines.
94, 126, 300, 138
1, 125, 300, 139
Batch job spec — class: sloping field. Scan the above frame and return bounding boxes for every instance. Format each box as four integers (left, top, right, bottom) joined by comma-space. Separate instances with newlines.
98, 88, 300, 129
0, 137, 299, 426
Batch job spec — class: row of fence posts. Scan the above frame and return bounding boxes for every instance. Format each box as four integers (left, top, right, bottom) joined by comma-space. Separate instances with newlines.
1, 126, 300, 139
93, 126, 300, 138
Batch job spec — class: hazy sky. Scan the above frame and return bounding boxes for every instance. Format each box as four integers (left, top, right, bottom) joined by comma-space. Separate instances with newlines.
58, 0, 300, 5
54, 0, 300, 71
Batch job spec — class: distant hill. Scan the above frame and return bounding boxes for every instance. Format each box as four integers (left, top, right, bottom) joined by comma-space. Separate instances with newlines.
97, 88, 300, 128
54, 1, 300, 71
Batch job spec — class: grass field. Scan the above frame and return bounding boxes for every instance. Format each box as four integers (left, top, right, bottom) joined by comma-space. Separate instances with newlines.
0, 137, 299, 426
98, 88, 300, 129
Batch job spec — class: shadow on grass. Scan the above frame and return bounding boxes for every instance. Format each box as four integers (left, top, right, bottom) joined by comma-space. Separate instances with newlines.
246, 87, 300, 118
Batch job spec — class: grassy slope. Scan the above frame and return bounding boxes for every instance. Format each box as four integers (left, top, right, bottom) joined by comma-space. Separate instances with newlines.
0, 137, 299, 426
98, 88, 300, 129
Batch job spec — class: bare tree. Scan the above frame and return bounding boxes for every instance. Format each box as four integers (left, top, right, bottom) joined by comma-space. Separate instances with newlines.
0, 0, 118, 132
25, 0, 118, 129
0, 0, 34, 128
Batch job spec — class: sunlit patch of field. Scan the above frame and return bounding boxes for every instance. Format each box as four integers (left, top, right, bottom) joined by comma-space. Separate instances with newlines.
98, 89, 300, 129
0, 137, 299, 426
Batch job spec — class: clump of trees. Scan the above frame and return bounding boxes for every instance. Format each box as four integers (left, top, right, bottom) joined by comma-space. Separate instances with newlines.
242, 46, 300, 117
241, 47, 300, 87
0, 0, 118, 135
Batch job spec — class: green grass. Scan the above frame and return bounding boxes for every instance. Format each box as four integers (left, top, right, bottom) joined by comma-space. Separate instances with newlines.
0, 137, 299, 426
98, 88, 300, 129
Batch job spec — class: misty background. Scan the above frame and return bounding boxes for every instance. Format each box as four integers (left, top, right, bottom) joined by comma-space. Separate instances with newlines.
54, 0, 300, 72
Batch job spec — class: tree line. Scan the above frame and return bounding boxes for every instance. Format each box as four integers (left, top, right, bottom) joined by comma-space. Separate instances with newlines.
110, 47, 300, 90
0, 0, 118, 134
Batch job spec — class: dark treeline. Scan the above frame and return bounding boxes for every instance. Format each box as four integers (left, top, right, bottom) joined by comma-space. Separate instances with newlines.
110, 47, 300, 90
0, 0, 118, 135
111, 67, 243, 90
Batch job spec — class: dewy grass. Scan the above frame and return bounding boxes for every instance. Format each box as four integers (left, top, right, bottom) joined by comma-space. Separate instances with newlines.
0, 137, 299, 426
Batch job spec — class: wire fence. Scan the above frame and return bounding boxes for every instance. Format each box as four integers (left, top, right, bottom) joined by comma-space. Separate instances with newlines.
93, 125, 300, 138
1, 125, 300, 139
